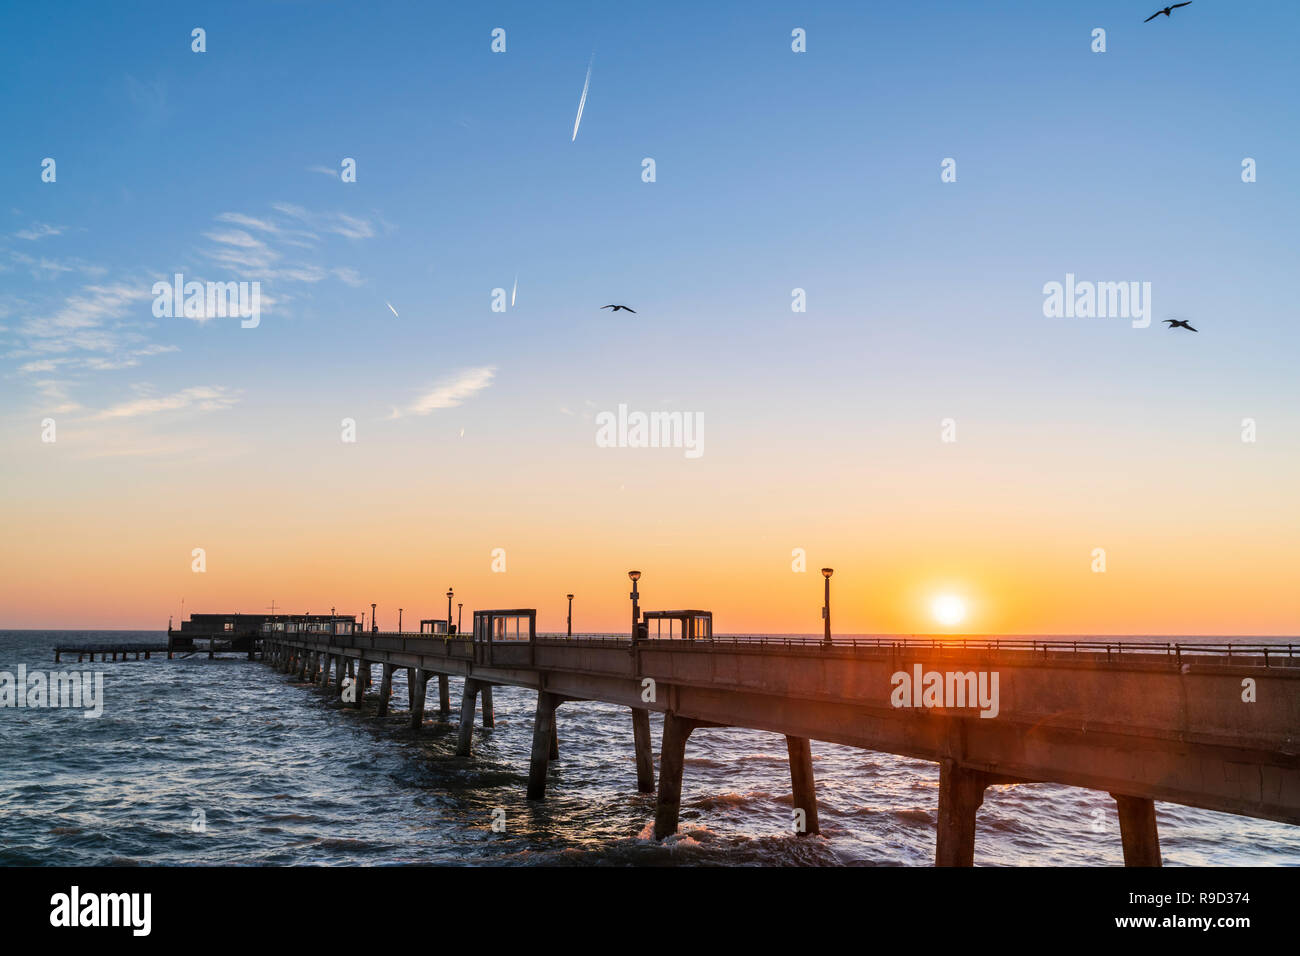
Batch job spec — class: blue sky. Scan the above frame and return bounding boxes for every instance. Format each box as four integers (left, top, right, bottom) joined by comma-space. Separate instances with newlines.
2, 1, 1297, 631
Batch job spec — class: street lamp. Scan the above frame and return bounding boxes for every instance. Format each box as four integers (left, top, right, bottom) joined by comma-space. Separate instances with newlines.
446, 588, 454, 633
398, 608, 403, 633
821, 569, 833, 646
628, 571, 642, 641
371, 602, 377, 635
566, 593, 574, 638
457, 603, 463, 633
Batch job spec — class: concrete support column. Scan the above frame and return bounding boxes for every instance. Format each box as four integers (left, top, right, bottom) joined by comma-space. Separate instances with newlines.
334, 656, 347, 693
786, 735, 820, 836
376, 663, 395, 717
936, 759, 990, 867
456, 679, 481, 756
352, 660, 368, 709
481, 684, 494, 727
653, 714, 696, 839
298, 651, 309, 681
409, 670, 427, 729
1111, 793, 1162, 867
550, 719, 559, 760
319, 653, 332, 688
527, 691, 561, 800
632, 708, 655, 793
438, 674, 450, 719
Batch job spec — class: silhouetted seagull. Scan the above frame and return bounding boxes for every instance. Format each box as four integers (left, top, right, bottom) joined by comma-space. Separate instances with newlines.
1145, 2, 1191, 22
601, 304, 636, 313
1163, 319, 1198, 332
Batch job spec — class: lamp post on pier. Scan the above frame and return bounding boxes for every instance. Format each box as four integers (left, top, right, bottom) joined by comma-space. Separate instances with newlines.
398, 608, 403, 633
371, 603, 377, 634
446, 589, 454, 633
566, 593, 574, 637
457, 603, 462, 634
628, 571, 642, 642
821, 568, 833, 646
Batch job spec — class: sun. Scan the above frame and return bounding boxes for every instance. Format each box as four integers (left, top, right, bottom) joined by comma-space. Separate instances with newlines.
931, 594, 967, 628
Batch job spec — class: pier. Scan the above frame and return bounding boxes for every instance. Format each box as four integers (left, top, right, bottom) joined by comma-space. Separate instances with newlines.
258, 618, 1300, 866
53, 642, 170, 663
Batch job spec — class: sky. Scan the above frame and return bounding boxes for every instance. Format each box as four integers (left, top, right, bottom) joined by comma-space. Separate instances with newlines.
1, 1, 1297, 634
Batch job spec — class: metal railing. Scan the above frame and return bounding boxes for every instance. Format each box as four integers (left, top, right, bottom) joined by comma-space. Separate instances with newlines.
527, 633, 1297, 665
268, 629, 1297, 666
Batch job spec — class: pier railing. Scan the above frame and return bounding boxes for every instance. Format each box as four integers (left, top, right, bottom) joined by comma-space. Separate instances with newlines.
285, 629, 1297, 667
528, 633, 1298, 665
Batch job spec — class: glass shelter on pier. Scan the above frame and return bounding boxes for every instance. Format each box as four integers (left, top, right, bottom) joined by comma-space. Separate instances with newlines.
641, 610, 713, 641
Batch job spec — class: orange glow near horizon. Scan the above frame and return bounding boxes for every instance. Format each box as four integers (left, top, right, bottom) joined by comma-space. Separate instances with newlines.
1, 408, 1297, 636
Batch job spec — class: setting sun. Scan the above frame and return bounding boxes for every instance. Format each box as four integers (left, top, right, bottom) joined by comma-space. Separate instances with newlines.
932, 595, 967, 628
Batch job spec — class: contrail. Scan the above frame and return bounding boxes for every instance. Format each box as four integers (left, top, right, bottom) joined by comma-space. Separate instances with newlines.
386, 300, 398, 318
511, 275, 517, 307
572, 56, 593, 142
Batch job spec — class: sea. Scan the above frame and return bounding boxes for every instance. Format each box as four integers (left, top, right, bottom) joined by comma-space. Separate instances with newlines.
2, 630, 1296, 866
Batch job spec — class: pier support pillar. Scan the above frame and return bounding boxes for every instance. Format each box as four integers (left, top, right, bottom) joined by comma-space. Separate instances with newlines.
1111, 793, 1162, 867
632, 708, 655, 793
352, 660, 368, 709
456, 679, 482, 756
298, 651, 309, 681
334, 656, 347, 693
936, 760, 990, 867
319, 654, 332, 689
653, 714, 697, 839
786, 735, 820, 836
409, 670, 427, 729
550, 718, 559, 760
376, 664, 394, 717
438, 674, 450, 719
527, 691, 561, 800
481, 684, 494, 727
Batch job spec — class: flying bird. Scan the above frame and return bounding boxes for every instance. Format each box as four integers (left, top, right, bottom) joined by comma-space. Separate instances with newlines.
601, 304, 636, 313
1163, 318, 1198, 332
1145, 2, 1192, 22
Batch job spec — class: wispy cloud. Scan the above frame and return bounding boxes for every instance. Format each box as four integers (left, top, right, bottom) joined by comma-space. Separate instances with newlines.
270, 202, 377, 239
15, 282, 153, 358
89, 385, 240, 421
8, 251, 106, 280
215, 212, 280, 234
394, 366, 496, 418
13, 222, 63, 241
307, 164, 339, 178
